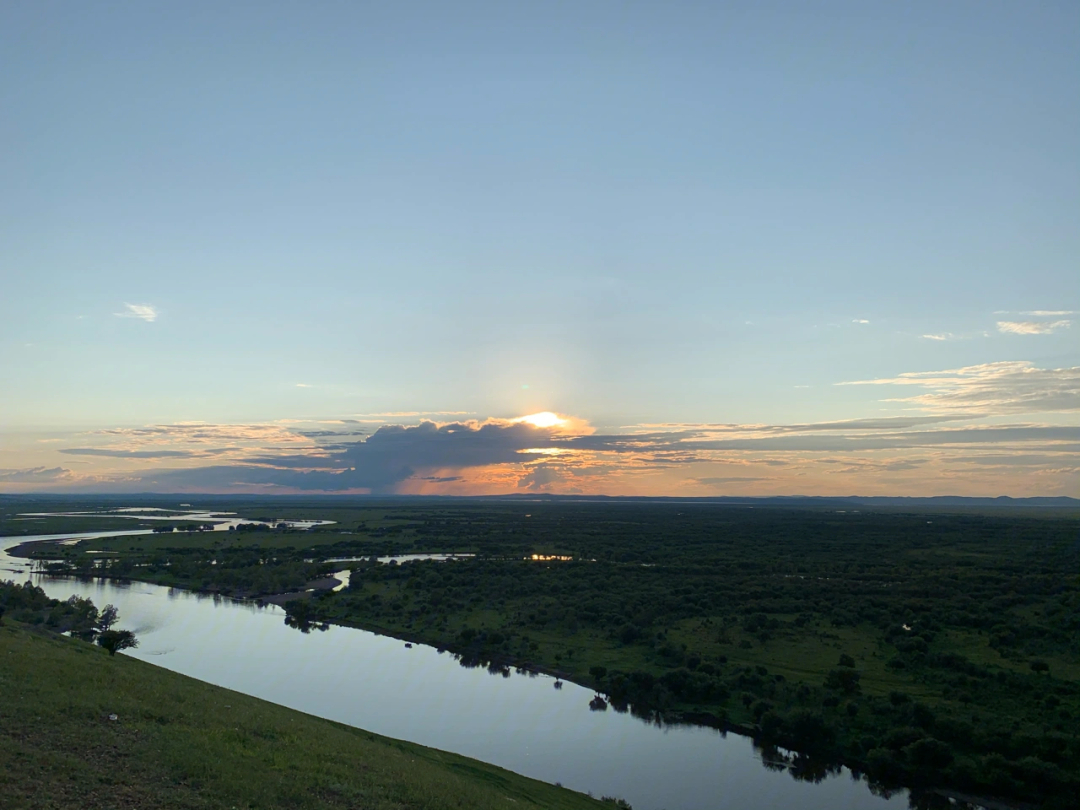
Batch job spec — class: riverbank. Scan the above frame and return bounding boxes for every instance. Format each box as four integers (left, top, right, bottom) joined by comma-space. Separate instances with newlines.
0, 620, 618, 810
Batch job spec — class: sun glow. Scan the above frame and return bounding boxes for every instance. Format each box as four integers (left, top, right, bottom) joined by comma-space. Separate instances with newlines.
513, 412, 565, 429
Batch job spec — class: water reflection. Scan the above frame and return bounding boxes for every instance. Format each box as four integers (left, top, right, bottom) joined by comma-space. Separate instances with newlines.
285, 614, 330, 634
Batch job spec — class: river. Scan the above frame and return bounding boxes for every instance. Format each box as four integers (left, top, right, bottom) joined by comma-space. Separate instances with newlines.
1, 529, 917, 810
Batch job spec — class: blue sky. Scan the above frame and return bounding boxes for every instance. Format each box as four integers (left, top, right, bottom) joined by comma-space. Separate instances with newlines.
1, 2, 1077, 496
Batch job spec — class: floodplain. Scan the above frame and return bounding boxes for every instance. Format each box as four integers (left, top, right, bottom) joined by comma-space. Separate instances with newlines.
3, 495, 1078, 808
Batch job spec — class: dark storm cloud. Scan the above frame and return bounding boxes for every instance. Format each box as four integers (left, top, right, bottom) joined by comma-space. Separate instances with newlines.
139, 420, 559, 492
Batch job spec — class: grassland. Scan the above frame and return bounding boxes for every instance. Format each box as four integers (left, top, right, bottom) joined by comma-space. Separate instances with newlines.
0, 619, 617, 810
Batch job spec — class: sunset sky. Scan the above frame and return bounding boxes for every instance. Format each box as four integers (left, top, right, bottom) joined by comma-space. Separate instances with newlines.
2, 2, 1077, 497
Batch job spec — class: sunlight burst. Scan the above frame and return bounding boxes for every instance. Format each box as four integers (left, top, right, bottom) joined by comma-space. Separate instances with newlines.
513, 412, 565, 429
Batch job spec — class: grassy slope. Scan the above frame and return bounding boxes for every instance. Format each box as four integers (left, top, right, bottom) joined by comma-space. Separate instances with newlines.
0, 623, 611, 810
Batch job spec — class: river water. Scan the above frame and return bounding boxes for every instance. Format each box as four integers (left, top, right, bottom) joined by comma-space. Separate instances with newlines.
0, 529, 914, 810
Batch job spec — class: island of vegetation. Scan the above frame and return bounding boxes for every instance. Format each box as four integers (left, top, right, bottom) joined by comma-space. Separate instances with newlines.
5, 496, 1078, 808
0, 579, 624, 810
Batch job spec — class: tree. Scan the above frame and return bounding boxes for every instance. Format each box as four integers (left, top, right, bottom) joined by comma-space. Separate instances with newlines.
824, 668, 861, 694
97, 604, 119, 633
97, 629, 138, 656
904, 737, 954, 771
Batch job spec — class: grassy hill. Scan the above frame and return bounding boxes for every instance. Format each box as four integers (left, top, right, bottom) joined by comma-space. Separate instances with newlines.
0, 621, 617, 810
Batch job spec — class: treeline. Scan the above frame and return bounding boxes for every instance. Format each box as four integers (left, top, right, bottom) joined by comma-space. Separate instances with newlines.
0, 579, 100, 637
39, 547, 329, 599
0, 580, 137, 655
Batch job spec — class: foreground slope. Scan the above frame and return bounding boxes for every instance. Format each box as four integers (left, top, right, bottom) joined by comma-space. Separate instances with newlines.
0, 623, 613, 810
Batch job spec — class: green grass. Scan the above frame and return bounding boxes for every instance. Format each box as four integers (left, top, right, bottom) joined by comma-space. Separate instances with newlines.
0, 515, 159, 537
0, 622, 614, 810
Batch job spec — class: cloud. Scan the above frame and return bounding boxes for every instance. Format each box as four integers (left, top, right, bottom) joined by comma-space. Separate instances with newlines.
0, 466, 73, 483
693, 476, 771, 485
922, 333, 955, 341
574, 425, 1080, 454
818, 457, 929, 473
95, 423, 311, 445
14, 403, 1079, 496
139, 420, 567, 492
839, 361, 1080, 414
997, 320, 1070, 335
955, 453, 1080, 468
115, 303, 158, 322
295, 429, 367, 438
517, 464, 564, 490
133, 419, 1080, 494
852, 319, 870, 324
353, 411, 473, 418
58, 447, 232, 459
1020, 310, 1075, 316
622, 416, 966, 433
765, 415, 967, 432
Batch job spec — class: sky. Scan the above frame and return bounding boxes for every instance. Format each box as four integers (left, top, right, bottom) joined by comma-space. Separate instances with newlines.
1, 1, 1078, 497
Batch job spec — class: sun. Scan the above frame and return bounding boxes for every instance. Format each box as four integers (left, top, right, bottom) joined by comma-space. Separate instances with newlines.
513, 412, 565, 429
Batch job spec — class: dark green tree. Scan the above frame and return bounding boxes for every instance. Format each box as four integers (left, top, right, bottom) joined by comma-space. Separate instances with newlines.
97, 629, 138, 656
97, 604, 119, 632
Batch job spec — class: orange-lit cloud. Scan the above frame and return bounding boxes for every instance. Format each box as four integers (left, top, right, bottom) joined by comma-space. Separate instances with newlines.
3, 361, 1078, 497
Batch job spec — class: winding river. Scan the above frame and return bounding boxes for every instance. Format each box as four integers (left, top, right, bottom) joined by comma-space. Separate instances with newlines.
1, 528, 919, 810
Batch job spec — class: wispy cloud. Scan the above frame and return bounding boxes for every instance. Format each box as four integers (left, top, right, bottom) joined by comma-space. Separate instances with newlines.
0, 466, 73, 483
921, 333, 956, 341
354, 411, 474, 418
94, 423, 312, 445
1021, 310, 1075, 316
59, 447, 234, 459
997, 320, 1070, 335
115, 303, 158, 322
852, 319, 870, 324
840, 361, 1080, 414
692, 476, 771, 486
